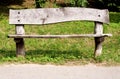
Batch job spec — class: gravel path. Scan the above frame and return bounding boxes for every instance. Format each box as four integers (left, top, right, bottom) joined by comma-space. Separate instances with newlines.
0, 64, 120, 79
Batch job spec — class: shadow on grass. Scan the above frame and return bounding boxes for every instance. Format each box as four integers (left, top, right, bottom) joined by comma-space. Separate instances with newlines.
0, 6, 9, 16
0, 48, 94, 64
110, 12, 120, 23
0, 48, 93, 59
0, 49, 16, 57
26, 49, 93, 59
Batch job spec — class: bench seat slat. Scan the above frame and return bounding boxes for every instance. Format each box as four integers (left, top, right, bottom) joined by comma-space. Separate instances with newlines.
8, 34, 112, 38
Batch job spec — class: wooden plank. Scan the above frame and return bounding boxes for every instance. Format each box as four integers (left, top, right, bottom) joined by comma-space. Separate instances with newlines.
9, 7, 109, 24
15, 24, 25, 34
8, 34, 112, 38
94, 22, 104, 57
14, 24, 25, 57
14, 38, 25, 57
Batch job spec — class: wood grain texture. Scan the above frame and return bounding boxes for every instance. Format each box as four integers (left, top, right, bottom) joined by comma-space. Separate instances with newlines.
8, 34, 112, 38
14, 25, 25, 57
15, 24, 25, 35
14, 38, 25, 57
9, 7, 109, 24
94, 22, 104, 57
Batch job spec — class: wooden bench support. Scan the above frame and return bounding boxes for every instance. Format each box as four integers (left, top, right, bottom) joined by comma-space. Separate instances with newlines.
94, 22, 104, 57
94, 37, 104, 57
15, 24, 25, 57
14, 38, 25, 57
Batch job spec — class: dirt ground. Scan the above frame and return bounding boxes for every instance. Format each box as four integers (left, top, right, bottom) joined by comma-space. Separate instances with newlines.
0, 63, 120, 79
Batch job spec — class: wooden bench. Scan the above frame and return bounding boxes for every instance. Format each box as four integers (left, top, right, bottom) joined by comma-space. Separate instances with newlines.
8, 7, 112, 57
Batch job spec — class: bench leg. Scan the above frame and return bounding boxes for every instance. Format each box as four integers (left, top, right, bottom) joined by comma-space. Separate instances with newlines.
14, 38, 25, 57
94, 37, 104, 57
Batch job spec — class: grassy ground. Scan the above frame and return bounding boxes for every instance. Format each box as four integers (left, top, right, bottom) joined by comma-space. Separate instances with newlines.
0, 5, 120, 65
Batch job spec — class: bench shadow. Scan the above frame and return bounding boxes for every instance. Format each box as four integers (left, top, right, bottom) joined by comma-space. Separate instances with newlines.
26, 49, 93, 59
0, 49, 16, 57
0, 48, 93, 58
0, 48, 93, 63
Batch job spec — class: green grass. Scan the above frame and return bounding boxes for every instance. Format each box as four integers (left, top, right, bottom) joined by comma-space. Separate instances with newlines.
110, 12, 120, 23
0, 6, 120, 65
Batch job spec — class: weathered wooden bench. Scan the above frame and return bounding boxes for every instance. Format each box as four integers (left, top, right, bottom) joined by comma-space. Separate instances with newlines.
8, 7, 112, 57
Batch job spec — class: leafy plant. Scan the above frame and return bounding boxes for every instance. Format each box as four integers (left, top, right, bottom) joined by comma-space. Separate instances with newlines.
70, 0, 88, 7
35, 0, 46, 8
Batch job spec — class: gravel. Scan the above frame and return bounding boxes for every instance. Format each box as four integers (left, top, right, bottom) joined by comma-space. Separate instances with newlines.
0, 64, 120, 79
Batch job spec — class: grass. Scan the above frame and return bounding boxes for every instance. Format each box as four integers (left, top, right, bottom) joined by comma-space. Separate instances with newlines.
0, 6, 120, 65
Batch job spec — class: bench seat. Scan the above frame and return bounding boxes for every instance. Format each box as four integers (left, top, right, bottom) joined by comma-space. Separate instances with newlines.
8, 34, 112, 38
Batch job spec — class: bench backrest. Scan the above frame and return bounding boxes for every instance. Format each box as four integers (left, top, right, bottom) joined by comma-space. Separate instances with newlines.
9, 7, 109, 25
